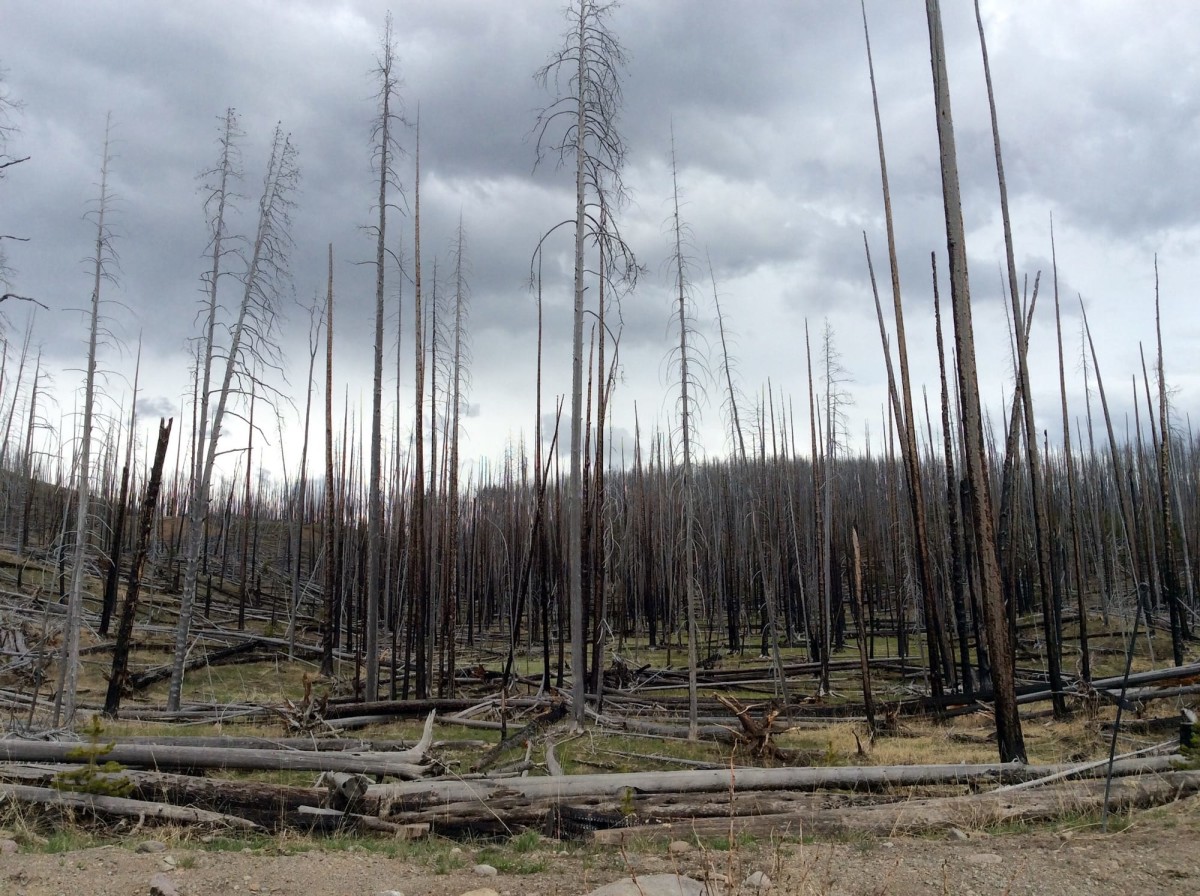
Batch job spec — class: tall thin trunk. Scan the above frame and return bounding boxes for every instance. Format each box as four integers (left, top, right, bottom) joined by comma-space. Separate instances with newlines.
1153, 258, 1186, 664
56, 114, 113, 728
410, 114, 429, 699
366, 17, 399, 699
862, 2, 950, 698
288, 302, 320, 658
974, 0, 1063, 717
101, 343, 140, 636
926, 0, 1025, 762
1051, 218, 1090, 682
443, 217, 468, 695
669, 139, 700, 739
566, 3, 590, 727
321, 245, 336, 677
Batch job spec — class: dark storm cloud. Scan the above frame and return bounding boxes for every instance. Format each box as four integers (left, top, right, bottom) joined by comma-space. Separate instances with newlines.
2, 1, 1198, 472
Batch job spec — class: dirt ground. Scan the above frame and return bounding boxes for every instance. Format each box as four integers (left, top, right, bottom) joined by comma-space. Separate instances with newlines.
3, 797, 1199, 896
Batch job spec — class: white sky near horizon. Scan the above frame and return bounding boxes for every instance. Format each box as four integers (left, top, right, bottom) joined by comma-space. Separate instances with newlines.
3, 1, 1199, 491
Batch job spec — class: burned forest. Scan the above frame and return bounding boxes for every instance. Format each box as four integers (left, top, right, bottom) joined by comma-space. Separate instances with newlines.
0, 0, 1198, 851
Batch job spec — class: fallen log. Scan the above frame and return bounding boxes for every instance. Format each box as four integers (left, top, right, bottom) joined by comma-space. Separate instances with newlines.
376, 756, 1184, 836
367, 756, 1185, 818
0, 763, 322, 831
105, 735, 424, 752
0, 740, 431, 779
592, 769, 1200, 842
0, 782, 263, 830
127, 637, 267, 690
294, 805, 405, 834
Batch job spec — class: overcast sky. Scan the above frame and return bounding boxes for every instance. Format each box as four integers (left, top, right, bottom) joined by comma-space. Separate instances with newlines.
3, 1, 1198, 485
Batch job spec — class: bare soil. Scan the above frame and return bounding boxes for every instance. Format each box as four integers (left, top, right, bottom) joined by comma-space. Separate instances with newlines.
4, 797, 1198, 896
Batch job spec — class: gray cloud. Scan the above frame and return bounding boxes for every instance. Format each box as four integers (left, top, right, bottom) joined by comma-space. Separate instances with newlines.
1, 1, 1197, 477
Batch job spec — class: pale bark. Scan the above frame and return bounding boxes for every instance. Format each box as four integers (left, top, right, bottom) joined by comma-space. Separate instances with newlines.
56, 113, 113, 727
169, 124, 297, 711
366, 15, 401, 700
533, 0, 636, 728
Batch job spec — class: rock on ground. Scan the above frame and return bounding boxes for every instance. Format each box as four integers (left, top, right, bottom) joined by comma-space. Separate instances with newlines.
585, 872, 710, 896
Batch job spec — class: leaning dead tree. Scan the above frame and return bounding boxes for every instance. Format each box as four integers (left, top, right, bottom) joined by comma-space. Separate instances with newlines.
168, 122, 298, 712
104, 416, 173, 717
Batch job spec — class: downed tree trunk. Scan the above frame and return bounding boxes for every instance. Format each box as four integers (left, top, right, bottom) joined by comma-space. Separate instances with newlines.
592, 770, 1200, 842
0, 763, 323, 831
0, 710, 440, 780
0, 782, 264, 830
372, 756, 1183, 836
127, 637, 267, 690
367, 756, 1185, 818
104, 735, 426, 752
0, 742, 428, 779
294, 806, 431, 837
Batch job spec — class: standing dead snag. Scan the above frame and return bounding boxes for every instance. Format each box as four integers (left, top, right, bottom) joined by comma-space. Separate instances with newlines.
104, 417, 173, 718
168, 124, 298, 712
925, 0, 1025, 762
667, 131, 703, 739
861, 1, 952, 702
366, 14, 404, 701
57, 113, 114, 728
974, 0, 1065, 717
321, 244, 336, 677
533, 0, 638, 728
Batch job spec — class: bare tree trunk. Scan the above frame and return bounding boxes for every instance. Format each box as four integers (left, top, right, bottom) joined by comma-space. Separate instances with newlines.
169, 125, 297, 711
1050, 219, 1091, 682
925, 0, 1025, 762
861, 2, 951, 699
667, 139, 700, 739
534, 0, 636, 729
409, 115, 429, 699
442, 217, 469, 696
366, 16, 401, 700
973, 2, 1064, 717
100, 345, 139, 636
104, 417, 173, 717
1153, 258, 1186, 665
56, 114, 113, 728
321, 245, 336, 677
288, 300, 321, 658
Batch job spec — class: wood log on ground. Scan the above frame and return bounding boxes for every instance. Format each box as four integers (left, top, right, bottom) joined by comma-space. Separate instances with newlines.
294, 805, 405, 834
0, 740, 431, 779
127, 637, 267, 690
373, 756, 1184, 837
472, 700, 566, 772
367, 756, 1185, 818
105, 735, 425, 752
322, 697, 487, 719
0, 763, 324, 831
586, 709, 740, 743
105, 703, 276, 724
591, 770, 1200, 842
0, 782, 264, 830
319, 771, 372, 807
